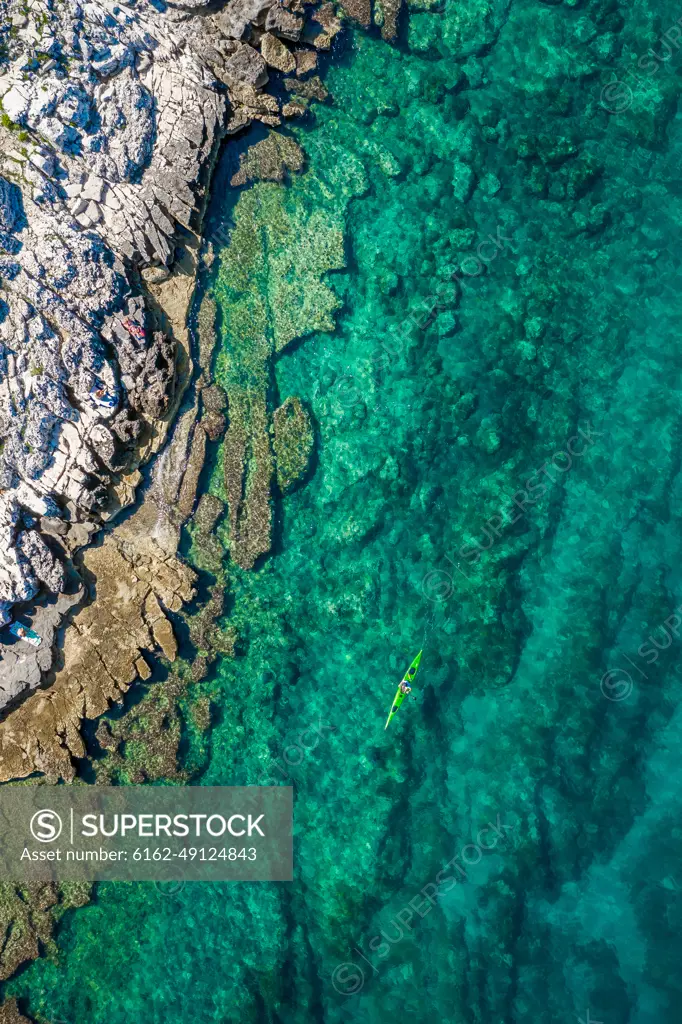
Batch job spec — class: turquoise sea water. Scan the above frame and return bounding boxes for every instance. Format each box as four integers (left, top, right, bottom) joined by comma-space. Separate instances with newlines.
7, 0, 682, 1020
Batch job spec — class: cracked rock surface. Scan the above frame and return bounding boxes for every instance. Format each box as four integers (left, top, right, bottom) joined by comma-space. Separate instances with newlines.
0, 0, 339, 709
0, 534, 196, 781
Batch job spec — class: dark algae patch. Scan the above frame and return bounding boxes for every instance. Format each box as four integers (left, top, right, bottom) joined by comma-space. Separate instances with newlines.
6, 0, 682, 1021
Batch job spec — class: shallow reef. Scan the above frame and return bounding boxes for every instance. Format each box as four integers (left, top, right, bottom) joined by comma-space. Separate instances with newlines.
212, 179, 346, 568
272, 396, 314, 493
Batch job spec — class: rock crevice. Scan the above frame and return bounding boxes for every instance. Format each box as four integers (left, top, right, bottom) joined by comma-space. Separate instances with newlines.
0, 0, 339, 707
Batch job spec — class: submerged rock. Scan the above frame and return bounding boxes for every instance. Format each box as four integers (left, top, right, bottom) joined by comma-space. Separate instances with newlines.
230, 131, 304, 186
202, 383, 228, 440
0, 999, 33, 1024
0, 887, 89, 988
339, 0, 372, 26
272, 396, 314, 493
214, 181, 345, 569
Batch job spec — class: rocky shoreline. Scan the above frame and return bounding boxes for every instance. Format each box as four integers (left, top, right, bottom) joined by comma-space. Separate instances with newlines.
0, 0, 348, 992
0, 0, 353, 737
0, 0, 404, 996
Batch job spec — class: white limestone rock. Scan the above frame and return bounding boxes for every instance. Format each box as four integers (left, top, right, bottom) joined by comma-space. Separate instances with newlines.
0, 0, 325, 688
1, 84, 30, 124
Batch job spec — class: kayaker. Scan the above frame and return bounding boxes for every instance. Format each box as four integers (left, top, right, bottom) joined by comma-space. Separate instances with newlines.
385, 651, 422, 729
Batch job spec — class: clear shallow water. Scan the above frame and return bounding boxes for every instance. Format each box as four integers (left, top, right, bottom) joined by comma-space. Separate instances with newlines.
7, 1, 682, 1021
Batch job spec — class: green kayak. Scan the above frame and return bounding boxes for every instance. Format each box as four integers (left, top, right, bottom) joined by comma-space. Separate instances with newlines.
384, 650, 423, 729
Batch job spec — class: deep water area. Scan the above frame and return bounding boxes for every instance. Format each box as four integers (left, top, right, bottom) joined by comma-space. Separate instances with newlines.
7, 0, 682, 1020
